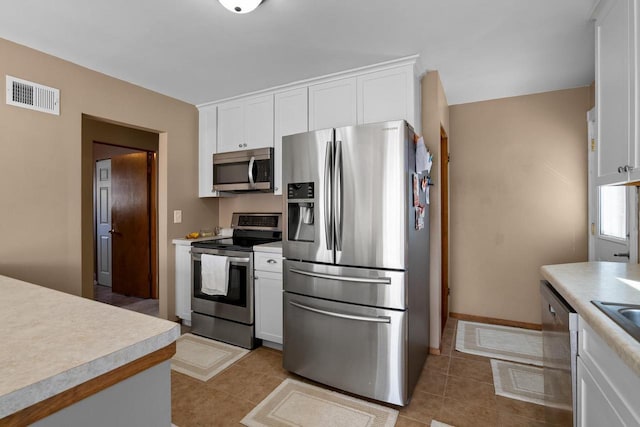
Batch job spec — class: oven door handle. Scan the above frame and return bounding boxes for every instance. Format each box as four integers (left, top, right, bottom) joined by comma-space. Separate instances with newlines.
289, 301, 390, 324
191, 252, 250, 264
289, 267, 391, 285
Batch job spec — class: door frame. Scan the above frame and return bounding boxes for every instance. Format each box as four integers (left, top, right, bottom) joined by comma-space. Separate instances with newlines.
440, 126, 449, 333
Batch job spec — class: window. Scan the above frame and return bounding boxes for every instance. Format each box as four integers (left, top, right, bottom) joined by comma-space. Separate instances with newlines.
599, 186, 626, 239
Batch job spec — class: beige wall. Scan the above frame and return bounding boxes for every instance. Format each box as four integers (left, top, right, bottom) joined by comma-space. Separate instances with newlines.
421, 71, 450, 350
0, 38, 218, 320
218, 194, 283, 227
448, 88, 590, 325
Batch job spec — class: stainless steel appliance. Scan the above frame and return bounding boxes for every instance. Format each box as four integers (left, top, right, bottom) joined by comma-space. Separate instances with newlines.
541, 280, 578, 426
191, 213, 281, 349
212, 148, 274, 192
282, 120, 430, 406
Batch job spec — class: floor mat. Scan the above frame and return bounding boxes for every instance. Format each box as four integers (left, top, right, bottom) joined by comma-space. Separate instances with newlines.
491, 359, 571, 410
455, 320, 543, 366
240, 378, 398, 427
171, 333, 248, 381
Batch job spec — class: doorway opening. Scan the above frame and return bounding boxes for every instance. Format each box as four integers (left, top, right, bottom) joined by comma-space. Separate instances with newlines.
86, 116, 160, 316
440, 126, 450, 334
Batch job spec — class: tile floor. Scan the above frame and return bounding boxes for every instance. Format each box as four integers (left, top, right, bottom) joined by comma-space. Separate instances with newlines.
93, 284, 159, 317
171, 318, 547, 427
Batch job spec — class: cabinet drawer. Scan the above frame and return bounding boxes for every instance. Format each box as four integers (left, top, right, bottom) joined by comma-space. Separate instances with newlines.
254, 251, 283, 273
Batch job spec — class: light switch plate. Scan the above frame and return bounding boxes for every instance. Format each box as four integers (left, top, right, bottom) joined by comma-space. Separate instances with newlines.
173, 210, 182, 224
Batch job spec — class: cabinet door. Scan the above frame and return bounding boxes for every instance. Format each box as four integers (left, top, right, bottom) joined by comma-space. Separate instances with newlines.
309, 78, 357, 130
245, 94, 274, 150
217, 99, 245, 153
629, 0, 640, 182
596, 0, 633, 184
198, 106, 217, 197
577, 358, 627, 427
357, 67, 414, 126
274, 88, 308, 195
174, 244, 192, 325
254, 270, 283, 344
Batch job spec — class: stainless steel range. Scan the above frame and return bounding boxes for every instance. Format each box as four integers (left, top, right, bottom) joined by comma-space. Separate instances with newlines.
190, 213, 281, 349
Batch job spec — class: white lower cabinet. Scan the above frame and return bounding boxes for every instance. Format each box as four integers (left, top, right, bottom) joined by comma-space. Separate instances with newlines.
576, 316, 640, 426
174, 241, 192, 326
254, 250, 283, 346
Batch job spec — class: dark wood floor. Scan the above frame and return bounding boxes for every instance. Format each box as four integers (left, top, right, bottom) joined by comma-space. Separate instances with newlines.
93, 283, 159, 317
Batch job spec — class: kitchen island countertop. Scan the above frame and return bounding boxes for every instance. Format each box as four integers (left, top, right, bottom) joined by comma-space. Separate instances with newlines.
0, 274, 179, 421
541, 262, 640, 376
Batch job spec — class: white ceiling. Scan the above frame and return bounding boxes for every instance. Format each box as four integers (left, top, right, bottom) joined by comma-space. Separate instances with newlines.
0, 0, 598, 106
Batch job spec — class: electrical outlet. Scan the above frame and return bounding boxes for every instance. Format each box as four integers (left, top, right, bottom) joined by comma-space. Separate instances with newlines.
173, 210, 182, 224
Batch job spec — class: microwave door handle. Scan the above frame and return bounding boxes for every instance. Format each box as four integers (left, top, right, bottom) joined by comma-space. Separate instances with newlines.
334, 140, 342, 252
324, 141, 333, 250
248, 156, 256, 187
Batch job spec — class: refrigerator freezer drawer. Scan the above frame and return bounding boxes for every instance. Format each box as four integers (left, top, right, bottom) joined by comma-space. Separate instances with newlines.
284, 259, 406, 310
283, 292, 408, 406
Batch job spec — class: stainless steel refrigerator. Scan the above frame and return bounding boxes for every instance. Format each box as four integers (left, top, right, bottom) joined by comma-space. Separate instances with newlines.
282, 120, 430, 406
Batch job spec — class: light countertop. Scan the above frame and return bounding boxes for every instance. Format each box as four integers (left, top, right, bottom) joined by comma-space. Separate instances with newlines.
0, 275, 179, 418
541, 262, 640, 376
172, 236, 226, 246
253, 241, 282, 254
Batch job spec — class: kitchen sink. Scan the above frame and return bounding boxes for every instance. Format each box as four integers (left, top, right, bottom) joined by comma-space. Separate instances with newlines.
592, 301, 640, 343
620, 308, 640, 323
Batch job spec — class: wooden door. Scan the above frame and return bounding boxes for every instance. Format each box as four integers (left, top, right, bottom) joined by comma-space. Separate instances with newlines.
441, 127, 449, 332
96, 159, 112, 287
111, 152, 151, 298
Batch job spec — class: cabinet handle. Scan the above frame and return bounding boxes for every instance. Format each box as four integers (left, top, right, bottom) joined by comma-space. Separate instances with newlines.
243, 143, 248, 147
619, 165, 634, 173
238, 143, 243, 148
267, 259, 277, 264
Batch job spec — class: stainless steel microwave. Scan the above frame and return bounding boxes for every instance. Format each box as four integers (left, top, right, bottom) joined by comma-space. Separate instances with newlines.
212, 147, 274, 192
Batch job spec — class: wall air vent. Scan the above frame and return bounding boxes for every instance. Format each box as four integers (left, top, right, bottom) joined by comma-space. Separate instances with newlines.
6, 75, 60, 115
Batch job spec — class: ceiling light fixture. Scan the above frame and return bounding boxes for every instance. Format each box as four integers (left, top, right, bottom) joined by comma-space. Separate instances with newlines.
218, 0, 263, 14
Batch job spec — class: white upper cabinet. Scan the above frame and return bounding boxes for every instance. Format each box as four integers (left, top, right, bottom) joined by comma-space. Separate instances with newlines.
357, 66, 415, 127
217, 94, 274, 153
309, 78, 357, 130
595, 0, 637, 184
274, 88, 308, 195
197, 56, 419, 197
245, 95, 275, 150
198, 105, 217, 197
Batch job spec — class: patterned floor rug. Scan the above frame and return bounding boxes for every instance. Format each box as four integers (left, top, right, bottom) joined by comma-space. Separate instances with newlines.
171, 333, 249, 381
240, 378, 398, 427
491, 359, 571, 410
455, 320, 543, 366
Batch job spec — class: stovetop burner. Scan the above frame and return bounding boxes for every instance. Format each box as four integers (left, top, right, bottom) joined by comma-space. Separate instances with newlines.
192, 235, 280, 252
191, 213, 282, 252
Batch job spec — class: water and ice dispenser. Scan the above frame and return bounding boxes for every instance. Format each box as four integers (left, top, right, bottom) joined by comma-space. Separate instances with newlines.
287, 182, 315, 242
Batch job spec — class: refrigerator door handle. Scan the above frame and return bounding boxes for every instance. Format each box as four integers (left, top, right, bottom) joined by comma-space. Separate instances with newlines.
289, 267, 392, 284
324, 141, 333, 250
289, 300, 391, 324
334, 140, 343, 251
